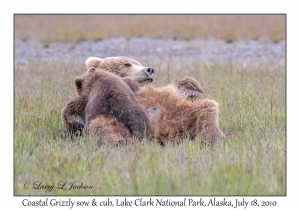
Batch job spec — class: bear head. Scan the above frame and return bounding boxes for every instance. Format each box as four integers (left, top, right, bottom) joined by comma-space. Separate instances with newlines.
85, 56, 154, 85
74, 67, 101, 97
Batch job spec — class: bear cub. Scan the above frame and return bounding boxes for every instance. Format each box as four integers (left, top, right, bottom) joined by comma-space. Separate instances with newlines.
63, 67, 149, 140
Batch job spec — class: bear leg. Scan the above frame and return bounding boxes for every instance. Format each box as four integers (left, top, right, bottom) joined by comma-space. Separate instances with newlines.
195, 99, 224, 145
61, 96, 87, 138
177, 76, 204, 100
89, 116, 132, 147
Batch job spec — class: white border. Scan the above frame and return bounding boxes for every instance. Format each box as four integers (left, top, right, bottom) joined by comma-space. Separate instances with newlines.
4, 0, 298, 209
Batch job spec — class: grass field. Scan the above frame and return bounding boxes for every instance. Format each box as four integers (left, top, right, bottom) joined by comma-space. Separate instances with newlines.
14, 15, 285, 43
14, 58, 285, 195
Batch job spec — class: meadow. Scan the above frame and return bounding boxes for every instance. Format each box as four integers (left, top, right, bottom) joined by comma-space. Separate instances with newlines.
14, 57, 285, 195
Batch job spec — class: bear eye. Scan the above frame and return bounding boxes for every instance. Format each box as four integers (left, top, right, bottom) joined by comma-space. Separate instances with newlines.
124, 63, 131, 67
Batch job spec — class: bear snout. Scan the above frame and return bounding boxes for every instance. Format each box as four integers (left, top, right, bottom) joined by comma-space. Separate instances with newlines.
144, 67, 154, 77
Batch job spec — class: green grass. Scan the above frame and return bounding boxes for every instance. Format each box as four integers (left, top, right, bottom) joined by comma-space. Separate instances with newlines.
14, 15, 286, 43
14, 58, 285, 195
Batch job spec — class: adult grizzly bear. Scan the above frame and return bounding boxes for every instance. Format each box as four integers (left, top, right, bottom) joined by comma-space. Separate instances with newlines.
62, 56, 222, 146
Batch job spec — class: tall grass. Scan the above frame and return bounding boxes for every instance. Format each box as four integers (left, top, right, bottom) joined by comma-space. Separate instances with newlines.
14, 58, 285, 195
14, 15, 285, 43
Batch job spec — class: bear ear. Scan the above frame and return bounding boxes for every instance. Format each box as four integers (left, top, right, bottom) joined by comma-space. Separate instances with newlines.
87, 67, 96, 73
85, 57, 102, 70
74, 77, 84, 94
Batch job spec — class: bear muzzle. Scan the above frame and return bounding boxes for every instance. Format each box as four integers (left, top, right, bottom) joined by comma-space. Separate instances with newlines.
144, 67, 154, 79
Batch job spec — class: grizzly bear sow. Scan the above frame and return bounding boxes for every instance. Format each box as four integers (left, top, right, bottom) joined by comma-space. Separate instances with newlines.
62, 56, 223, 146
63, 67, 149, 142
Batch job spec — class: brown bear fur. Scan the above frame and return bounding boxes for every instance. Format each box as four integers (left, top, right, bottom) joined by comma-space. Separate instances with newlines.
61, 79, 139, 139
85, 56, 154, 85
62, 56, 223, 146
62, 67, 149, 144
89, 116, 132, 146
177, 76, 204, 100
62, 56, 153, 139
135, 85, 223, 145
61, 96, 87, 137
